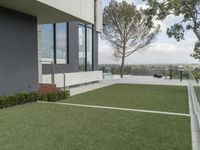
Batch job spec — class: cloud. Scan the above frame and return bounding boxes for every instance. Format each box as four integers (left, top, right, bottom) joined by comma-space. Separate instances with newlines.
99, 35, 199, 64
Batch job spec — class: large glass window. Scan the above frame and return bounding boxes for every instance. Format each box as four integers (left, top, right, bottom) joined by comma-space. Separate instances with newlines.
40, 24, 54, 62
40, 23, 68, 64
87, 27, 93, 71
79, 25, 86, 71
56, 23, 67, 64
79, 24, 94, 72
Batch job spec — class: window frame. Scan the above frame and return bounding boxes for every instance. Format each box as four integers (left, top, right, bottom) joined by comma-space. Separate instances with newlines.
41, 23, 69, 65
78, 23, 94, 72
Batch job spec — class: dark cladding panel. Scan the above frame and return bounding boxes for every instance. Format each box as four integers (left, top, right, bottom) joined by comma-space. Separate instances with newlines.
0, 6, 38, 95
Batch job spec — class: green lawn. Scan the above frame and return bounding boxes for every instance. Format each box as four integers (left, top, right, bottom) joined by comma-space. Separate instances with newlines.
0, 84, 192, 150
63, 84, 189, 113
0, 103, 191, 150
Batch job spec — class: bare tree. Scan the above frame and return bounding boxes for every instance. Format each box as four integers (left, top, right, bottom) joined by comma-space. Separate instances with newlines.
102, 0, 160, 78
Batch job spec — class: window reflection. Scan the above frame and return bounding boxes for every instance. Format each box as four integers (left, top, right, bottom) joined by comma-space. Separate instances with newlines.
56, 23, 67, 64
87, 28, 93, 71
40, 23, 68, 64
40, 24, 54, 62
79, 25, 86, 71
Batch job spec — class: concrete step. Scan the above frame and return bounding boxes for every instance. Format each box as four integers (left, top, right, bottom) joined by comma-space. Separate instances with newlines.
39, 84, 60, 95
39, 84, 56, 88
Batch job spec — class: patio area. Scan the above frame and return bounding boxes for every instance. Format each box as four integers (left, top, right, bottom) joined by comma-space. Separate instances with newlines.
69, 75, 188, 96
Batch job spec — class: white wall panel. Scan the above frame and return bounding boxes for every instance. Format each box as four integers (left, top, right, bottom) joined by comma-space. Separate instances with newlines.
0, 0, 95, 24
42, 71, 103, 88
38, 0, 94, 23
95, 0, 103, 32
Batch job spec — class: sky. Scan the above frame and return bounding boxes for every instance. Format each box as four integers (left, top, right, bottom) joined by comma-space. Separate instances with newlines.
99, 0, 200, 65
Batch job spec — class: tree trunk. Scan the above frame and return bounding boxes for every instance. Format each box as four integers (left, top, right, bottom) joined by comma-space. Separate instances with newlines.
120, 57, 125, 78
120, 49, 125, 78
193, 29, 200, 42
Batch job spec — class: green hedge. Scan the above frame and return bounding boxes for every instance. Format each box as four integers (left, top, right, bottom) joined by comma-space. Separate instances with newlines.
0, 92, 38, 109
38, 91, 70, 102
0, 91, 70, 109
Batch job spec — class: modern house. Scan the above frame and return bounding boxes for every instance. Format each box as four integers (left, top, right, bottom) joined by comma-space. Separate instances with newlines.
0, 0, 103, 96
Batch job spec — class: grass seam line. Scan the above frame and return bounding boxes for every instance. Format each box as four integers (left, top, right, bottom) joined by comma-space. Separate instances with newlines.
38, 101, 190, 117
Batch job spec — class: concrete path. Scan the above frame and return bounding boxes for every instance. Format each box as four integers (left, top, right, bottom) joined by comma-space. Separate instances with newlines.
69, 76, 187, 96
69, 82, 113, 96
38, 101, 190, 117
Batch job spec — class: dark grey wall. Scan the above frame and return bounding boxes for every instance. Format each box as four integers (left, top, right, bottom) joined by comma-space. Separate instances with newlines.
0, 6, 38, 96
42, 22, 99, 74
93, 29, 99, 71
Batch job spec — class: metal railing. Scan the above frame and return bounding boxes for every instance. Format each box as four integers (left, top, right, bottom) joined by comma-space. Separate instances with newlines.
54, 64, 66, 91
188, 70, 200, 128
39, 61, 66, 91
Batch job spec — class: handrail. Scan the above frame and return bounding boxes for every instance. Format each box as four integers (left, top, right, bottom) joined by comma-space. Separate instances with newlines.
188, 70, 200, 128
39, 60, 66, 91
188, 70, 196, 81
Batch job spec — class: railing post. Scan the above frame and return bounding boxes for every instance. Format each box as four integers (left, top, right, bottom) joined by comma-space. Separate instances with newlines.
51, 62, 55, 84
64, 74, 66, 91
54, 64, 66, 91
188, 70, 200, 129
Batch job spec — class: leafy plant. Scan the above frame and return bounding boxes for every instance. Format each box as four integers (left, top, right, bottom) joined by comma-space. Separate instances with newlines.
38, 91, 70, 102
144, 0, 200, 60
0, 91, 70, 109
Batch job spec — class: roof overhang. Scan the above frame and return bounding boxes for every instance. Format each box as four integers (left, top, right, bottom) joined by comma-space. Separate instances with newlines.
0, 0, 94, 24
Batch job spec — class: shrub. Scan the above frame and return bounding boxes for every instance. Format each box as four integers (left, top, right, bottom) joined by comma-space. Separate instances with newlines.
38, 95, 48, 102
0, 96, 9, 108
26, 92, 38, 103
15, 93, 28, 105
38, 91, 70, 102
0, 90, 70, 109
47, 93, 57, 102
0, 92, 38, 109
56, 91, 70, 100
4, 96, 15, 107
0, 97, 2, 108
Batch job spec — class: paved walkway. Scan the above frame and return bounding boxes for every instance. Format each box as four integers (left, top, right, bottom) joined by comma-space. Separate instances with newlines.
69, 76, 188, 96
69, 82, 113, 96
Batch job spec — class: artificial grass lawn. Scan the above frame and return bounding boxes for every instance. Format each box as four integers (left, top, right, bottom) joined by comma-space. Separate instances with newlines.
0, 103, 191, 150
63, 84, 189, 114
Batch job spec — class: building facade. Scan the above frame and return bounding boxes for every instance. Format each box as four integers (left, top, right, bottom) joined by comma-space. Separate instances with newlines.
0, 0, 102, 96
